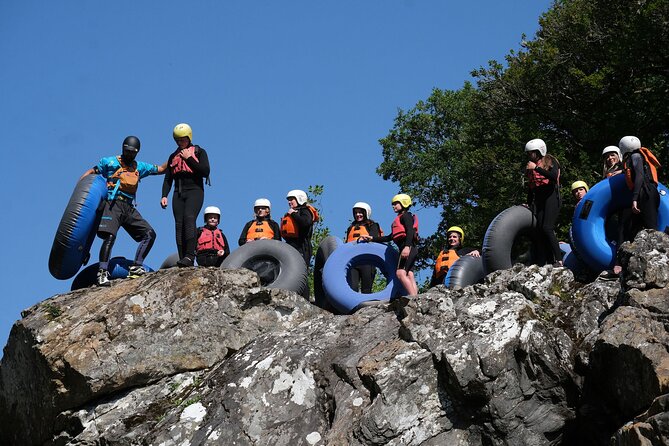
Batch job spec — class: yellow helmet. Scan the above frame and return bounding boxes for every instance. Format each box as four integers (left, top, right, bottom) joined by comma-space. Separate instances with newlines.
571, 181, 589, 192
446, 226, 464, 244
173, 123, 193, 142
391, 193, 412, 209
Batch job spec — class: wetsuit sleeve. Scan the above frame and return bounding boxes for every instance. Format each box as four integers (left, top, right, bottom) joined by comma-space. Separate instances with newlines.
534, 162, 559, 183
222, 233, 230, 257
270, 220, 282, 240
238, 221, 253, 246
291, 207, 313, 231
185, 147, 211, 178
457, 247, 476, 256
371, 233, 393, 243
400, 213, 416, 249
369, 222, 382, 238
631, 153, 645, 201
161, 154, 175, 197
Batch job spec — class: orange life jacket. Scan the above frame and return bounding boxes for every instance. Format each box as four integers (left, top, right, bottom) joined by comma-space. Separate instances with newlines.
624, 148, 660, 190
197, 227, 226, 252
107, 156, 139, 195
434, 249, 459, 278
345, 222, 384, 242
391, 213, 418, 243
280, 205, 320, 238
246, 220, 275, 241
169, 146, 200, 175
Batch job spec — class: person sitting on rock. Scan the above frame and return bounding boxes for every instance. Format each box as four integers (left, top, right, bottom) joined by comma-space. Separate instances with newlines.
429, 226, 480, 287
196, 206, 230, 267
238, 198, 281, 246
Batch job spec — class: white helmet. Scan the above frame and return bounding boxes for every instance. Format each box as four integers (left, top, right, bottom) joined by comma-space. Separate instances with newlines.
254, 198, 271, 210
602, 145, 621, 159
525, 138, 547, 157
286, 189, 308, 205
203, 206, 220, 219
352, 202, 372, 219
619, 136, 641, 155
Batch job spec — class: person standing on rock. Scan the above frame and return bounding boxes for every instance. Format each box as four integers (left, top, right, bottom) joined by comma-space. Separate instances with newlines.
161, 123, 211, 268
620, 135, 661, 243
80, 136, 167, 286
345, 202, 383, 294
360, 193, 419, 296
524, 138, 563, 267
281, 189, 319, 267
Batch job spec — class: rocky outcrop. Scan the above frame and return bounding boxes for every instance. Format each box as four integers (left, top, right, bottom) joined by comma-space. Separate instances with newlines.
1, 230, 668, 445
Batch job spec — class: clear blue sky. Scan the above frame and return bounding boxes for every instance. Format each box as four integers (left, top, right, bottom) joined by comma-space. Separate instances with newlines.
1, 1, 551, 351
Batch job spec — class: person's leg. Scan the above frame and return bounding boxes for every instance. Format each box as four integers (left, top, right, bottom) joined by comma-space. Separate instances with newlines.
124, 207, 156, 269
348, 267, 361, 292
639, 187, 660, 231
182, 188, 204, 262
359, 264, 374, 294
407, 271, 418, 295
96, 201, 122, 285
172, 194, 186, 259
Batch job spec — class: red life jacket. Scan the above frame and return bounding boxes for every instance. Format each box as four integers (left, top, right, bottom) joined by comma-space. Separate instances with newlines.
246, 220, 275, 241
170, 146, 200, 175
197, 227, 226, 251
391, 213, 418, 243
107, 156, 139, 195
434, 249, 459, 278
527, 157, 560, 189
624, 148, 660, 190
280, 205, 320, 238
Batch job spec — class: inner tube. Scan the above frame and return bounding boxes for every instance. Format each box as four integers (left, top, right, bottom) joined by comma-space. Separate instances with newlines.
159, 252, 180, 269
571, 175, 669, 271
71, 257, 154, 290
220, 239, 308, 295
313, 236, 343, 310
443, 255, 485, 290
322, 242, 405, 314
482, 205, 552, 274
49, 175, 107, 280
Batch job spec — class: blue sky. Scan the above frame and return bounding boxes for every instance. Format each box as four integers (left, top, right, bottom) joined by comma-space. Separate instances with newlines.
1, 1, 551, 350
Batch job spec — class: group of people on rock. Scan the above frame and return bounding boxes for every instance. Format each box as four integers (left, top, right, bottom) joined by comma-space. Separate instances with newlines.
81, 127, 661, 290
80, 124, 320, 287
568, 136, 661, 276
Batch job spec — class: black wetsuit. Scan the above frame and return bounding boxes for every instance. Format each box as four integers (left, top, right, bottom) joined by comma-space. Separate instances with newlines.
527, 158, 562, 264
622, 152, 660, 242
162, 145, 210, 260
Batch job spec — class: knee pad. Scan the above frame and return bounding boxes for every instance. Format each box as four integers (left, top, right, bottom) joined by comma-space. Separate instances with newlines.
145, 229, 157, 242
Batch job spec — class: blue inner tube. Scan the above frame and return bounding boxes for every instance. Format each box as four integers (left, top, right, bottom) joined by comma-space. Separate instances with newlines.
571, 175, 669, 271
322, 242, 404, 314
71, 257, 154, 290
49, 175, 107, 280
443, 255, 485, 290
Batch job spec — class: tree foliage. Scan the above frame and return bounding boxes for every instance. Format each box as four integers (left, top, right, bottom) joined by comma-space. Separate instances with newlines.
378, 0, 669, 260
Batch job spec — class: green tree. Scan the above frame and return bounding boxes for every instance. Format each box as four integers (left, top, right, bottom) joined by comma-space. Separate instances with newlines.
378, 0, 669, 265
307, 184, 330, 297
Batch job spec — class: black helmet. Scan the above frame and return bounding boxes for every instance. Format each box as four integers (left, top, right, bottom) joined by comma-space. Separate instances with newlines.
122, 136, 141, 152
